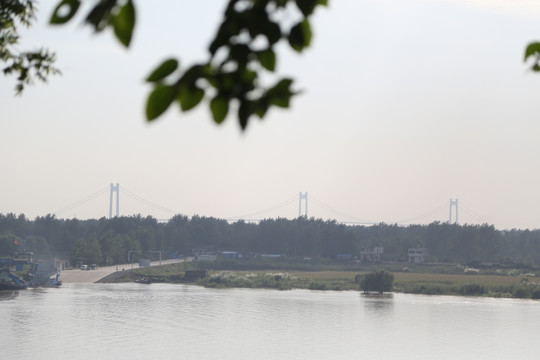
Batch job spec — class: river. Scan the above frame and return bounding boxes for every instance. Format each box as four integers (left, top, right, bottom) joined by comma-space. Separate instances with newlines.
0, 283, 537, 359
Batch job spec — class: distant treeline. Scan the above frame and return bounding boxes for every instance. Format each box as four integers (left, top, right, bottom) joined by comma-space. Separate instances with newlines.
0, 213, 539, 266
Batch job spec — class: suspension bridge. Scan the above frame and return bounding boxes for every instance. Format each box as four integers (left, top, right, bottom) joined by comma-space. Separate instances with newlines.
53, 183, 487, 225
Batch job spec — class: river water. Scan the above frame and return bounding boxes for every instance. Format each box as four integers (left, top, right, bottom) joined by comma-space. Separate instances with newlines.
0, 283, 537, 360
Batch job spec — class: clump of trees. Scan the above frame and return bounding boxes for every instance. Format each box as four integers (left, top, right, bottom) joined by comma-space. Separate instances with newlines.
357, 270, 394, 294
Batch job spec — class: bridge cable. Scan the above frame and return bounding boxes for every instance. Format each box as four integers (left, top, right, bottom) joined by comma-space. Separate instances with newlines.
227, 196, 297, 220
54, 186, 110, 216
393, 202, 448, 224
459, 202, 487, 224
120, 187, 180, 215
308, 194, 376, 224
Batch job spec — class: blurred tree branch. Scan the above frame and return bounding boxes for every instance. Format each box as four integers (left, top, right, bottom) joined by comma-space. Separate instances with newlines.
1, 0, 60, 94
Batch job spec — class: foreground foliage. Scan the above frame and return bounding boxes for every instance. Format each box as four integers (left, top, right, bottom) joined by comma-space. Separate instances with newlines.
50, 0, 328, 129
1, 0, 60, 93
3, 1, 540, 129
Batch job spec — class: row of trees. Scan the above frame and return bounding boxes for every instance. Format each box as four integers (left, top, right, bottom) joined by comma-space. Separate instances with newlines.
1, 212, 540, 266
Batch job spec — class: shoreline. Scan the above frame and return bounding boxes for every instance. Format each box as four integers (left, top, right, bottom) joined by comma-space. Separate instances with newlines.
96, 263, 540, 300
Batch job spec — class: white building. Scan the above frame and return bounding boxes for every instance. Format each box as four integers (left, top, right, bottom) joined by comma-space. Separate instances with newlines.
359, 246, 384, 262
408, 247, 428, 263
197, 254, 216, 261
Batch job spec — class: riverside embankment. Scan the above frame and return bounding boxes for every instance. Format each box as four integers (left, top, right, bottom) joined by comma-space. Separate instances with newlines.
59, 259, 184, 283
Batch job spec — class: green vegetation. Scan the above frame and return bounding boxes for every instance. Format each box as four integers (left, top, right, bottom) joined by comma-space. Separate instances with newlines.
3, 0, 328, 128
357, 270, 394, 294
205, 269, 540, 299
4, 1, 540, 129
391, 272, 540, 299
0, 0, 60, 93
49, 0, 328, 128
524, 42, 540, 72
127, 265, 359, 291
97, 259, 540, 300
2, 212, 540, 301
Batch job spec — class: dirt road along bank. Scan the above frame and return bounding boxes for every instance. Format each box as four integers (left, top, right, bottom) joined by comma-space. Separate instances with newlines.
59, 259, 184, 284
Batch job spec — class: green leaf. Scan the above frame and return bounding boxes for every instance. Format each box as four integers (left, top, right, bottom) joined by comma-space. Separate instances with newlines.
178, 86, 205, 111
317, 0, 329, 6
181, 64, 207, 83
288, 20, 312, 52
296, 0, 318, 16
267, 78, 295, 108
209, 17, 241, 55
85, 0, 116, 32
230, 44, 251, 66
264, 21, 282, 45
50, 0, 81, 25
113, 0, 136, 47
258, 49, 276, 71
145, 84, 177, 121
270, 94, 291, 108
210, 95, 229, 124
524, 42, 540, 61
146, 59, 179, 82
254, 98, 269, 118
238, 100, 254, 130
242, 69, 257, 83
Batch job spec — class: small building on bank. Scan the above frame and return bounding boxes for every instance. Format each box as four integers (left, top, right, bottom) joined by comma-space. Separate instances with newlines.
408, 247, 428, 263
221, 251, 240, 259
197, 254, 216, 261
359, 246, 384, 262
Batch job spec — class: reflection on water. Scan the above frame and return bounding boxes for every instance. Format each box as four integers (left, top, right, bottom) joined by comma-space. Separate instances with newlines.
0, 284, 539, 360
362, 293, 394, 313
0, 290, 19, 301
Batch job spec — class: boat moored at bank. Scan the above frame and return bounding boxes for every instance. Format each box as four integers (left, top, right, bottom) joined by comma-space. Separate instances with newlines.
0, 252, 62, 290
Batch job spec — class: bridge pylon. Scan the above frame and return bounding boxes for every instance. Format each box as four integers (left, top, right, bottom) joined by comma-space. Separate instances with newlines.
449, 198, 458, 224
299, 192, 308, 218
109, 183, 120, 219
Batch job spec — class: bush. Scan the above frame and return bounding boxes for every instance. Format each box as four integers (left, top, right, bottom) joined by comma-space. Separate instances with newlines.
513, 287, 531, 299
459, 283, 486, 296
308, 281, 327, 290
410, 284, 446, 295
359, 270, 394, 293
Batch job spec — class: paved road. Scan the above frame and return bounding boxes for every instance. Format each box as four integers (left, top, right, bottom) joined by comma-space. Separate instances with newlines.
59, 259, 185, 284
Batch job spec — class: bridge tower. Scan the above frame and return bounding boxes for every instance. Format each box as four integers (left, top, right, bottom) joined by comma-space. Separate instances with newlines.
299, 192, 308, 218
449, 198, 458, 224
109, 183, 120, 219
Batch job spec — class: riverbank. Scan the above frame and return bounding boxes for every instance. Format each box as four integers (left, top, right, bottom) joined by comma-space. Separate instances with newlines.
98, 261, 540, 300
60, 259, 185, 284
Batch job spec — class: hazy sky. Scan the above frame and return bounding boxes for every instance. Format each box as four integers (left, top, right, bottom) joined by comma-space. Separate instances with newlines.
2, 0, 540, 229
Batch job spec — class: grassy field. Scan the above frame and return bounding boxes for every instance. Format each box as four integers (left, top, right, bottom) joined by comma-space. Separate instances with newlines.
112, 261, 540, 299
392, 272, 535, 297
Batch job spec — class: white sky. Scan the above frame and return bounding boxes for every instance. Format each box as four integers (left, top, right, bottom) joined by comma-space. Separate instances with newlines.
2, 0, 540, 229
